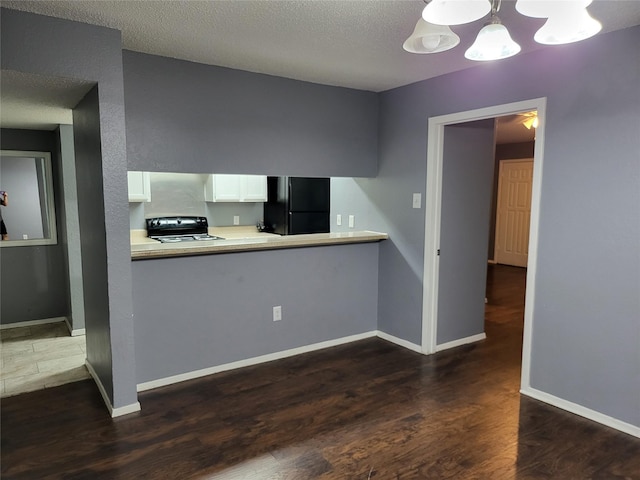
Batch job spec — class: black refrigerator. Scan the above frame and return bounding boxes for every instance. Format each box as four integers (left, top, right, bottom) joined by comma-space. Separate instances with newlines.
263, 177, 330, 235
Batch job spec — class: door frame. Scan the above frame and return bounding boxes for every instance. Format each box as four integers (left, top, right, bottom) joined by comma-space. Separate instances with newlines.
421, 97, 546, 392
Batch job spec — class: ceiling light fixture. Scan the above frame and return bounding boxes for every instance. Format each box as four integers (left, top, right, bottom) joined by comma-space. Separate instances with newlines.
405, 0, 603, 61
465, 1, 520, 61
422, 0, 492, 26
515, 0, 592, 19
403, 18, 461, 54
534, 5, 602, 44
521, 113, 539, 129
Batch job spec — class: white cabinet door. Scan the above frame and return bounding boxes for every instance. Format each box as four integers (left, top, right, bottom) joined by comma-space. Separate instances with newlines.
205, 174, 242, 202
205, 174, 267, 202
241, 175, 268, 202
127, 171, 151, 202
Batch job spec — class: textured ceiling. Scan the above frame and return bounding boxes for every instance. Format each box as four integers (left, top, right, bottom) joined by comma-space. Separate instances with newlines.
1, 1, 639, 132
0, 71, 95, 131
3, 0, 640, 92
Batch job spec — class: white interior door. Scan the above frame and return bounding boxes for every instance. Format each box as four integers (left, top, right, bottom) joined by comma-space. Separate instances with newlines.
494, 159, 533, 267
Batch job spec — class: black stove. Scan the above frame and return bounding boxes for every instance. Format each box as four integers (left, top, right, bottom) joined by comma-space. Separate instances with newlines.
146, 216, 224, 243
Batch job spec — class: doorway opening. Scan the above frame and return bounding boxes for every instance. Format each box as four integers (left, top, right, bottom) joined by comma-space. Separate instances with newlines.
421, 98, 546, 393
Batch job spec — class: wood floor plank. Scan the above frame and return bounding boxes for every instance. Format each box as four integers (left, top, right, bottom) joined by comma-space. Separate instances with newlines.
2, 265, 639, 479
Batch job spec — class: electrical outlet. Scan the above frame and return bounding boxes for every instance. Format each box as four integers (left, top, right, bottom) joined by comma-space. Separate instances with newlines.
273, 305, 282, 322
412, 193, 422, 209
336, 214, 342, 226
233, 215, 240, 225
22, 234, 29, 240
348, 215, 355, 228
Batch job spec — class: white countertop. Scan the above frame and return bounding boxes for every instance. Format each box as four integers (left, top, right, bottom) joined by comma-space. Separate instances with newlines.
130, 226, 388, 260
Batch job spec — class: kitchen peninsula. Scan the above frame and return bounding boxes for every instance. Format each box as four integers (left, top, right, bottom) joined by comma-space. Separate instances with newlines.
130, 226, 388, 259
131, 224, 386, 387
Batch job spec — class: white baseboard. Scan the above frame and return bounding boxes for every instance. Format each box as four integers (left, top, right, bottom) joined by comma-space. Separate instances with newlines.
521, 387, 640, 439
0, 316, 66, 330
376, 330, 423, 354
111, 401, 142, 417
436, 332, 486, 352
86, 359, 141, 418
64, 317, 85, 337
138, 331, 379, 392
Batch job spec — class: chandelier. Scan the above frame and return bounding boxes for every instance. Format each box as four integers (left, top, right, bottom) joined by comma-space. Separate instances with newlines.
403, 0, 602, 61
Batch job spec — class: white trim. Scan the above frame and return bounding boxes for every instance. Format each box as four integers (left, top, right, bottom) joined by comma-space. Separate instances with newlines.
64, 317, 85, 337
422, 115, 445, 354
422, 98, 546, 392
85, 359, 111, 410
520, 103, 545, 389
377, 330, 423, 353
137, 331, 378, 392
111, 401, 142, 417
436, 333, 486, 352
59, 125, 86, 335
0, 317, 66, 330
521, 387, 640, 439
86, 359, 141, 418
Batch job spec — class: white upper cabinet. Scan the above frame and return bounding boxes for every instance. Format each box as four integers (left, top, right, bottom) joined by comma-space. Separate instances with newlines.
241, 175, 268, 202
205, 174, 242, 202
127, 171, 151, 202
205, 174, 267, 202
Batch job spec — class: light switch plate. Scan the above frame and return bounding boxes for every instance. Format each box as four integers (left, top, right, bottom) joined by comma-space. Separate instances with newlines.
336, 214, 342, 226
273, 305, 282, 321
412, 193, 422, 209
348, 215, 355, 228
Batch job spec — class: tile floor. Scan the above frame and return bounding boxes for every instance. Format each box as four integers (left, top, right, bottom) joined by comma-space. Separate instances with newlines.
1, 322, 89, 398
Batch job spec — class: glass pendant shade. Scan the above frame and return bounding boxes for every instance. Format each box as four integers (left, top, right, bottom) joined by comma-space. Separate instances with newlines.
534, 7, 602, 44
465, 22, 521, 61
403, 19, 460, 53
422, 0, 492, 26
516, 0, 592, 19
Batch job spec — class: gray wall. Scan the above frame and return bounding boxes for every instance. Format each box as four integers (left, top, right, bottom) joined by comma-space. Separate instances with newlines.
72, 87, 114, 398
57, 125, 85, 331
330, 177, 384, 233
1, 8, 138, 409
122, 51, 379, 177
123, 50, 383, 386
437, 121, 495, 344
0, 129, 70, 325
374, 26, 640, 427
133, 243, 379, 383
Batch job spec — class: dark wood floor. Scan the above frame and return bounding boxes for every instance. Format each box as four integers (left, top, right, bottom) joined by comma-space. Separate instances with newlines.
2, 265, 639, 479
